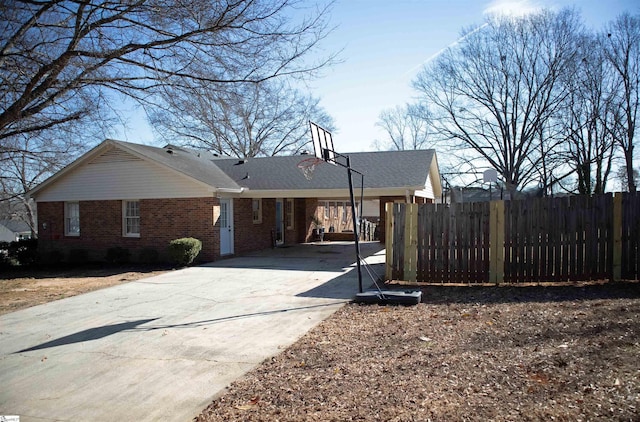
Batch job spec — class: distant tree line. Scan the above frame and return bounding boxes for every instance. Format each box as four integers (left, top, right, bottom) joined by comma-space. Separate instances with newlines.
378, 9, 639, 195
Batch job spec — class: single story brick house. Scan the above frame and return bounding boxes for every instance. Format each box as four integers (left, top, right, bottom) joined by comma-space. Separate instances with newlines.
29, 139, 441, 262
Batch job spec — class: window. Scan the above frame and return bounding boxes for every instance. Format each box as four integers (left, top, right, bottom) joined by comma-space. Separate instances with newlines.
343, 202, 348, 223
123, 200, 140, 237
64, 202, 80, 236
252, 199, 262, 224
286, 199, 294, 230
323, 202, 329, 220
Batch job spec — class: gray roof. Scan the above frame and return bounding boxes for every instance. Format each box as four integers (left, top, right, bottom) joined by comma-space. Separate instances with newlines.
0, 220, 31, 233
213, 150, 436, 191
30, 140, 438, 199
113, 141, 241, 191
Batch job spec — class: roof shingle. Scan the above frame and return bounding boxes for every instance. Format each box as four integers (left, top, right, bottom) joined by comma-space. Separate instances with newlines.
213, 150, 436, 191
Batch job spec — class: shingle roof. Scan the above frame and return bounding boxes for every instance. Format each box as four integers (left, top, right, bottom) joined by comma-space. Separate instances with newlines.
112, 141, 241, 191
213, 150, 436, 191
30, 139, 438, 199
0, 220, 31, 233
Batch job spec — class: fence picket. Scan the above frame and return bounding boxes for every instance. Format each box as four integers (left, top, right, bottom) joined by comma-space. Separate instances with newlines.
387, 193, 638, 284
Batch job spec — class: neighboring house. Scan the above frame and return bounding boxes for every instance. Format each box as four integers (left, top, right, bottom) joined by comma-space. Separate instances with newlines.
446, 186, 546, 204
29, 139, 441, 262
0, 220, 32, 242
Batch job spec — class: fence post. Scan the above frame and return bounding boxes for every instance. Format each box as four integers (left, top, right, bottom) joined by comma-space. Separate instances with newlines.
404, 203, 418, 282
489, 200, 505, 284
612, 192, 623, 282
385, 202, 393, 281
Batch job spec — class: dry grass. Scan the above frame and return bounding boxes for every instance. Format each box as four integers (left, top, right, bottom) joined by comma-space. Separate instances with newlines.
196, 282, 640, 421
0, 265, 171, 315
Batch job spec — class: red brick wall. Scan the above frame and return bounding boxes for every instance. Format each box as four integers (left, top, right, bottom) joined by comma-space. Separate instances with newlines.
37, 198, 220, 263
233, 198, 276, 254
37, 196, 328, 262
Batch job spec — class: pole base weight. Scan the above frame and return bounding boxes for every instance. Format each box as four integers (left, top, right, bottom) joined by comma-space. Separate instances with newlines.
354, 290, 422, 306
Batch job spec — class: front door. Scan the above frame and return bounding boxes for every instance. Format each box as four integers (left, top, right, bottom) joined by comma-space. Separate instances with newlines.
275, 198, 284, 245
220, 198, 234, 255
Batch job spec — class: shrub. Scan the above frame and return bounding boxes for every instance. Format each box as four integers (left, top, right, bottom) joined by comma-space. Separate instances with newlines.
0, 239, 38, 266
40, 249, 64, 265
0, 242, 12, 268
13, 238, 38, 265
138, 248, 159, 264
106, 246, 130, 264
167, 237, 202, 266
68, 248, 90, 264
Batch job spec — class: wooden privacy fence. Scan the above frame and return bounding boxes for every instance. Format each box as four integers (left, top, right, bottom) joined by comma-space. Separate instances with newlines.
385, 192, 640, 284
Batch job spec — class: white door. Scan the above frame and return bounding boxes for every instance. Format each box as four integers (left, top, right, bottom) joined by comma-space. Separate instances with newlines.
275, 198, 284, 245
220, 198, 234, 255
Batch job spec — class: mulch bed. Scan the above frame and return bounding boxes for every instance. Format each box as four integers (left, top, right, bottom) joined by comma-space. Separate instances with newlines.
195, 282, 640, 421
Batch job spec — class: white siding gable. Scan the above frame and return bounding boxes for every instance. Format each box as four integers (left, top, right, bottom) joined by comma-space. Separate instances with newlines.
424, 173, 435, 198
35, 148, 214, 201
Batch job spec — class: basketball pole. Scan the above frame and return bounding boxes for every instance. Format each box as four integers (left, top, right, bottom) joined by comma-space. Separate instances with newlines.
346, 155, 364, 293
324, 148, 363, 293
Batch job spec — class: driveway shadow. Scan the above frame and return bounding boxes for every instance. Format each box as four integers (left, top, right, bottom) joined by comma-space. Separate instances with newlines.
16, 318, 159, 353
296, 259, 386, 300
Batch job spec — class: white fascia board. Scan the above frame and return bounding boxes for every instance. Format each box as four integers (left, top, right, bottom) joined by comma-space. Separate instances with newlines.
229, 187, 426, 199
414, 189, 434, 199
430, 153, 443, 197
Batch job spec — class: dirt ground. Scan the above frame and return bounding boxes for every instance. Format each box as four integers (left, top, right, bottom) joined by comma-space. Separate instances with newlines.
0, 265, 171, 315
195, 282, 640, 422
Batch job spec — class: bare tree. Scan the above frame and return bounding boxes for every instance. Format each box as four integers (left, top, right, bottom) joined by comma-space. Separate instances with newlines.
0, 0, 334, 156
604, 13, 640, 192
373, 103, 432, 151
149, 79, 334, 157
0, 0, 336, 222
413, 9, 583, 193
556, 33, 617, 194
0, 132, 87, 231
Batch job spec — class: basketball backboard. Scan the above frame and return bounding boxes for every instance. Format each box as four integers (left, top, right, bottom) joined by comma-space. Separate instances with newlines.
309, 121, 336, 165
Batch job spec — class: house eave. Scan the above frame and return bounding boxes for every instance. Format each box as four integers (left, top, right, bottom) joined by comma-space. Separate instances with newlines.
218, 186, 432, 199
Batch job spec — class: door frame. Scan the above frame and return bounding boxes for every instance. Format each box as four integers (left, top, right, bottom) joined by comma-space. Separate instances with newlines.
275, 198, 284, 245
219, 198, 234, 255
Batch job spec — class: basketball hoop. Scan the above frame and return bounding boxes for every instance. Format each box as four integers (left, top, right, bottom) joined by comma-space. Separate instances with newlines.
297, 157, 324, 180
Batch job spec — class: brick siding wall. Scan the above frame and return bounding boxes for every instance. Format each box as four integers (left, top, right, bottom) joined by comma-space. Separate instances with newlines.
37, 196, 326, 263
233, 198, 276, 254
37, 197, 220, 263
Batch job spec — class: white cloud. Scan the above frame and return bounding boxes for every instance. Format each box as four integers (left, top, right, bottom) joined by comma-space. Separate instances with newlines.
483, 0, 544, 17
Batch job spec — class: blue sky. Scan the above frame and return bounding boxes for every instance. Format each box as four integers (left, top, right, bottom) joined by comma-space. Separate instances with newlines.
118, 0, 639, 153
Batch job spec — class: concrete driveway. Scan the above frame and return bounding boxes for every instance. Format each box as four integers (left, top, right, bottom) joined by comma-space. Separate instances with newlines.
0, 242, 384, 422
